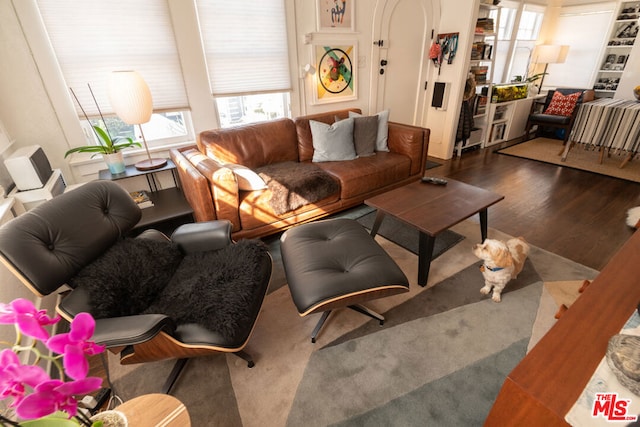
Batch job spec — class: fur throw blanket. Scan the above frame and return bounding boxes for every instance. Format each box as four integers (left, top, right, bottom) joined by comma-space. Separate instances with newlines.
144, 239, 269, 342
257, 161, 339, 215
71, 237, 270, 343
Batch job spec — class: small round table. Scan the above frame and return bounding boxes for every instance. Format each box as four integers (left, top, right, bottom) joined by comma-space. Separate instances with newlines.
117, 393, 190, 426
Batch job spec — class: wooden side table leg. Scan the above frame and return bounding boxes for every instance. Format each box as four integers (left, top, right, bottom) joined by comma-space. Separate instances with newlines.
560, 141, 573, 162
418, 232, 436, 287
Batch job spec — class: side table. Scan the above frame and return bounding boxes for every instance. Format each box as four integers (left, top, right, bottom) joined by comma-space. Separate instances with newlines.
116, 393, 190, 426
98, 159, 194, 231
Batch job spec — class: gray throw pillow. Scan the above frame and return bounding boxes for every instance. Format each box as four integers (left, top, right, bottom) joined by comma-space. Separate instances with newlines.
310, 118, 357, 162
352, 116, 378, 157
350, 110, 390, 152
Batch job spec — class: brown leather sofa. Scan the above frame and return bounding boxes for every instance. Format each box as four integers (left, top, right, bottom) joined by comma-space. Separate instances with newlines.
170, 108, 430, 239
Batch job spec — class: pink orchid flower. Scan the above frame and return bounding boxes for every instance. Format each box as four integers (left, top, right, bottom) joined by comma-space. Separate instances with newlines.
46, 313, 105, 380
0, 349, 50, 407
15, 376, 103, 419
0, 299, 60, 341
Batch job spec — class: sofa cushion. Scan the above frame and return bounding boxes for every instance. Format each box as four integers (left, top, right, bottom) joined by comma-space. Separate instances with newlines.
310, 118, 357, 162
317, 151, 411, 199
350, 110, 390, 152
198, 118, 298, 169
238, 191, 339, 231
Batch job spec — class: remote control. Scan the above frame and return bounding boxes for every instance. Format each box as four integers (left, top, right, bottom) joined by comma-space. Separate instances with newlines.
421, 176, 448, 185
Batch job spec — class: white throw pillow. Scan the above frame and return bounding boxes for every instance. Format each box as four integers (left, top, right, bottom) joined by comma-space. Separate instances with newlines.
349, 110, 390, 152
310, 118, 357, 162
224, 164, 267, 191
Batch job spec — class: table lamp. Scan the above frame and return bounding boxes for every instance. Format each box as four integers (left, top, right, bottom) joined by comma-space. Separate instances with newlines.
108, 70, 167, 170
533, 44, 569, 89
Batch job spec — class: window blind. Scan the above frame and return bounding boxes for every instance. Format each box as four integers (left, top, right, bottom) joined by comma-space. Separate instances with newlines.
36, 0, 189, 117
547, 4, 615, 89
196, 0, 292, 96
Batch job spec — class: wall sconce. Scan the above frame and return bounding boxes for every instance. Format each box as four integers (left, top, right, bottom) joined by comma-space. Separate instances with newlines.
300, 63, 316, 80
303, 64, 316, 76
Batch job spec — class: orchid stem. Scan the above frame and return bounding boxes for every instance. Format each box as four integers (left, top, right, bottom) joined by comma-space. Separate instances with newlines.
75, 410, 93, 426
0, 414, 20, 426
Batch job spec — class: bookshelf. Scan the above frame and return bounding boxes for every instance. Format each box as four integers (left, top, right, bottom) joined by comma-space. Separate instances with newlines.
593, 1, 639, 98
455, 2, 500, 156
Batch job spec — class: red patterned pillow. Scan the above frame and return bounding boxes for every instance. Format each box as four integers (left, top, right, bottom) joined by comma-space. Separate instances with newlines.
544, 91, 581, 117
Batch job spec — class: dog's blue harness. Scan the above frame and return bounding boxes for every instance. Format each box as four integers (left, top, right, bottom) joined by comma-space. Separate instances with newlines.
481, 265, 505, 272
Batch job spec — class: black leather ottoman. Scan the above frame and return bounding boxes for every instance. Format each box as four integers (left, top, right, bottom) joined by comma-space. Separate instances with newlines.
280, 218, 409, 342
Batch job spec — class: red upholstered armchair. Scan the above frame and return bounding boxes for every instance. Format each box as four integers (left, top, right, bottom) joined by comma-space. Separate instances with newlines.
525, 88, 595, 149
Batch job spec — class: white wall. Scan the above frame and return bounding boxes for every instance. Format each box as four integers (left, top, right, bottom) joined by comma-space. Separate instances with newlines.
0, 0, 62, 315
425, 0, 480, 159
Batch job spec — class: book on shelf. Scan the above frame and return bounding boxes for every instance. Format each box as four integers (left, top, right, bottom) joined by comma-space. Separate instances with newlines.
129, 190, 154, 209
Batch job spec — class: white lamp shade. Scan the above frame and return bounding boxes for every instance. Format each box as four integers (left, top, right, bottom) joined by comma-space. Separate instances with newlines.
534, 45, 562, 64
557, 45, 570, 64
108, 71, 153, 125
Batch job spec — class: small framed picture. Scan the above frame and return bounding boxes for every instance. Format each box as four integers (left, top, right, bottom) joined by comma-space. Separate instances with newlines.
316, 0, 354, 32
311, 42, 357, 104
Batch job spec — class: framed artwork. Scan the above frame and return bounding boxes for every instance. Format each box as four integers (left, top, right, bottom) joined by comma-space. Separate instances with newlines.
316, 0, 354, 32
312, 43, 357, 104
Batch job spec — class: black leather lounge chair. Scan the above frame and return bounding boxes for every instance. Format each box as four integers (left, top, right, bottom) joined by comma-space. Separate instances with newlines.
0, 180, 272, 393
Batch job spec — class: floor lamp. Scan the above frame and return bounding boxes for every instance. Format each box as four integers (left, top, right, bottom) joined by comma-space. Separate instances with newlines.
533, 45, 569, 89
108, 70, 167, 171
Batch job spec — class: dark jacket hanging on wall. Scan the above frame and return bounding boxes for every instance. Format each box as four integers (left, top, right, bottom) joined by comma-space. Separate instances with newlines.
456, 98, 474, 142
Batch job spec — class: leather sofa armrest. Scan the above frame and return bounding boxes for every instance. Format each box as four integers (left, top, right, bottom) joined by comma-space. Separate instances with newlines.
92, 315, 176, 348
171, 220, 233, 253
387, 122, 430, 176
171, 147, 242, 231
170, 147, 216, 222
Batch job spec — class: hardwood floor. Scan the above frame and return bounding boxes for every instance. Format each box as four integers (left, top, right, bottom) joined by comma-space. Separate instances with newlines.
429, 143, 640, 271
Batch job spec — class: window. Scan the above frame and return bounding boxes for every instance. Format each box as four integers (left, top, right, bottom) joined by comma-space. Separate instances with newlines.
36, 0, 193, 147
216, 94, 290, 128
196, 0, 292, 127
545, 5, 615, 89
492, 2, 545, 84
88, 112, 193, 148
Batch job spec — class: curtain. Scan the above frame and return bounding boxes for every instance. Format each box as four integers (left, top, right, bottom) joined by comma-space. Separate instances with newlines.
37, 0, 189, 116
195, 0, 292, 96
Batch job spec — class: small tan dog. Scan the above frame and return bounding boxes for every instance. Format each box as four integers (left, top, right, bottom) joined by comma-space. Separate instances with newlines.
472, 237, 530, 302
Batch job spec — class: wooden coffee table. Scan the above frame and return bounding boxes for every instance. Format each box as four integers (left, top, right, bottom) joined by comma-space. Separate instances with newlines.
365, 178, 504, 286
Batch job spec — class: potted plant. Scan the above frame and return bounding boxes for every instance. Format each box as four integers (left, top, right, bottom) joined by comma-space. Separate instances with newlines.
64, 125, 140, 175
513, 73, 548, 96
64, 86, 141, 175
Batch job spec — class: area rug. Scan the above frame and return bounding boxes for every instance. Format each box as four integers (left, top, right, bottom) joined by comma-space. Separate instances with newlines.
106, 220, 598, 426
497, 138, 640, 183
425, 160, 442, 170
